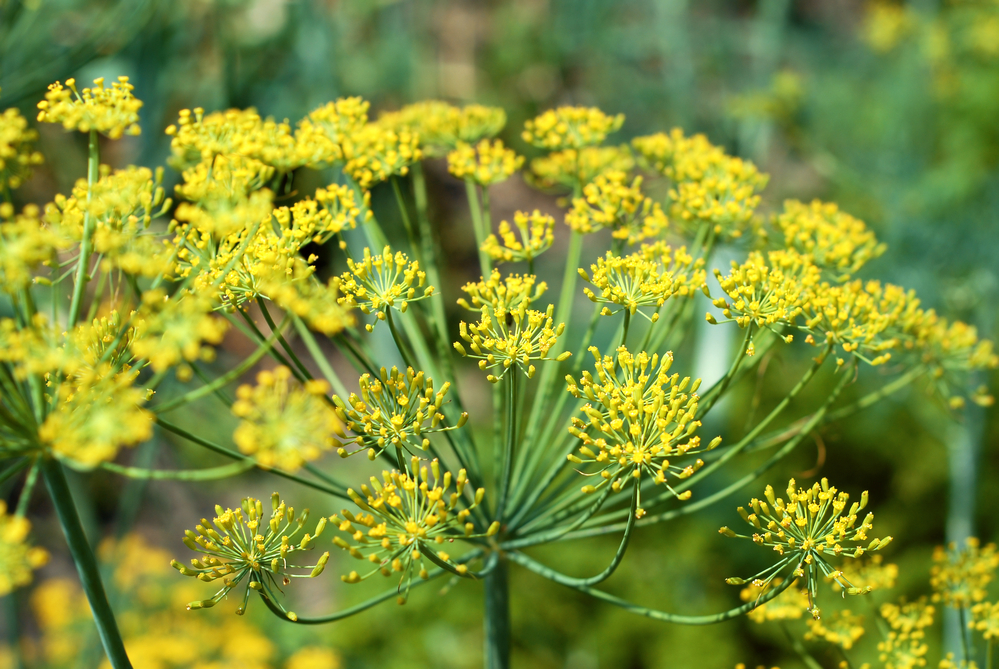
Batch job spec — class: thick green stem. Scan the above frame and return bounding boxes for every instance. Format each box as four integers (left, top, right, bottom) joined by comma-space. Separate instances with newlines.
67, 130, 100, 328
495, 373, 517, 522
484, 558, 511, 669
41, 457, 132, 669
465, 179, 492, 279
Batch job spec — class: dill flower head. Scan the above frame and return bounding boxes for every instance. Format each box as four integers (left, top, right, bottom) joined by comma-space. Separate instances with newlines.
446, 139, 524, 186
36, 77, 142, 138
0, 203, 68, 292
668, 155, 767, 241
69, 310, 137, 383
800, 279, 905, 365
454, 286, 569, 382
0, 314, 83, 382
174, 153, 274, 203
930, 538, 999, 608
260, 265, 355, 337
881, 598, 935, 636
481, 210, 555, 265
337, 246, 434, 330
172, 493, 330, 617
295, 96, 370, 166
631, 129, 722, 178
455, 104, 507, 143
913, 317, 999, 401
529, 146, 635, 191
740, 578, 809, 623
566, 345, 718, 514
332, 366, 466, 459
805, 610, 866, 650
330, 457, 496, 601
710, 249, 820, 336
174, 184, 274, 240
131, 289, 229, 372
311, 183, 372, 238
878, 632, 929, 669
564, 170, 667, 244
0, 107, 44, 189
522, 106, 625, 150
378, 101, 505, 156
580, 242, 706, 319
720, 478, 892, 618
39, 367, 155, 467
456, 270, 547, 317
232, 366, 343, 471
0, 501, 49, 596
971, 601, 999, 640
830, 554, 899, 593
772, 199, 886, 279
342, 124, 422, 188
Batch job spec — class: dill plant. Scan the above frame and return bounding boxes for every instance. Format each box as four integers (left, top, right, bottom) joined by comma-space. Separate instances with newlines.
0, 78, 995, 669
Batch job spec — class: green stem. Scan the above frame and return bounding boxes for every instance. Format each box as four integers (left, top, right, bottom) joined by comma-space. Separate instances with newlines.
465, 179, 492, 279
13, 458, 38, 517
390, 176, 421, 261
385, 309, 416, 371
508, 550, 799, 625
259, 301, 314, 382
781, 621, 824, 669
101, 460, 254, 480
67, 130, 99, 328
697, 325, 754, 418
41, 457, 132, 669
292, 315, 351, 400
484, 558, 511, 669
495, 373, 517, 522
621, 310, 631, 349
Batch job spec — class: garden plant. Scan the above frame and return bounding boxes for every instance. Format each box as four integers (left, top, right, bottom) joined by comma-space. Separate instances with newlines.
0, 76, 996, 668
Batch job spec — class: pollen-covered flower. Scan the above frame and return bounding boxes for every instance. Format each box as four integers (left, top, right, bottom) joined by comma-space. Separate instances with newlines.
740, 578, 809, 623
0, 501, 49, 596
330, 458, 496, 601
37, 77, 142, 138
930, 538, 999, 608
580, 242, 706, 319
0, 203, 68, 292
529, 146, 635, 191
720, 478, 892, 618
456, 270, 547, 316
337, 246, 434, 330
522, 106, 625, 150
332, 366, 466, 459
131, 289, 229, 372
565, 170, 667, 244
481, 211, 555, 265
971, 601, 999, 640
772, 199, 886, 279
172, 493, 330, 617
0, 107, 44, 189
881, 598, 935, 635
342, 124, 422, 188
447, 139, 524, 186
39, 368, 154, 467
455, 295, 569, 382
232, 366, 343, 471
566, 346, 718, 514
295, 97, 370, 166
804, 610, 866, 649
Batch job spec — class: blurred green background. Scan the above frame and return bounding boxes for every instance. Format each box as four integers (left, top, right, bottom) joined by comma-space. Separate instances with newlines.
1, 0, 998, 667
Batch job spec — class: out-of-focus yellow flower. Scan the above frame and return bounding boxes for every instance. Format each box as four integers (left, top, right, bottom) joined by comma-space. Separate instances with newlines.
805, 610, 866, 649
863, 1, 916, 53
295, 96, 370, 167
971, 600, 999, 640
285, 647, 342, 669
830, 554, 898, 593
529, 146, 634, 191
0, 203, 68, 292
878, 631, 929, 669
447, 139, 523, 186
0, 501, 49, 596
0, 107, 44, 189
522, 106, 624, 150
931, 538, 999, 608
131, 289, 228, 372
740, 578, 809, 623
37, 77, 142, 138
379, 101, 505, 156
881, 598, 935, 635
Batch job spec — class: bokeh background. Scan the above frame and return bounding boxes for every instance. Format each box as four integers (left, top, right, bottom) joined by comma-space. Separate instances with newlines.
1, 0, 998, 667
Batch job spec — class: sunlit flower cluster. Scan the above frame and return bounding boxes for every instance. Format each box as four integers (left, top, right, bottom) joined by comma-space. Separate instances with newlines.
564, 170, 667, 244
566, 346, 717, 514
37, 77, 142, 138
172, 493, 329, 618
529, 145, 635, 191
447, 139, 524, 186
481, 210, 556, 265
342, 125, 422, 187
580, 242, 705, 319
332, 366, 466, 459
804, 609, 866, 649
232, 366, 342, 471
379, 101, 505, 156
456, 270, 547, 316
522, 106, 625, 150
930, 537, 999, 608
0, 501, 49, 596
0, 203, 67, 291
330, 457, 496, 600
131, 289, 229, 372
0, 107, 44, 190
294, 96, 370, 166
337, 246, 434, 330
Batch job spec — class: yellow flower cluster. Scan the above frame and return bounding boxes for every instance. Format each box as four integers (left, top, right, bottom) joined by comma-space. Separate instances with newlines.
830, 554, 899, 592
720, 478, 892, 618
877, 632, 930, 669
232, 366, 342, 471
771, 199, 886, 278
454, 272, 569, 382
564, 170, 667, 244
0, 203, 67, 291
566, 346, 719, 514
930, 537, 999, 608
332, 366, 466, 459
740, 578, 810, 623
881, 598, 936, 635
710, 249, 820, 331
342, 124, 422, 188
0, 501, 49, 596
522, 106, 625, 150
632, 129, 720, 177
295, 96, 371, 166
337, 246, 434, 330
529, 146, 635, 191
878, 599, 934, 669
172, 493, 329, 617
0, 107, 43, 190
447, 139, 524, 186
971, 600, 999, 640
379, 101, 506, 156
804, 609, 866, 649
36, 77, 142, 138
580, 242, 706, 319
131, 289, 229, 372
481, 210, 555, 265
331, 457, 497, 600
